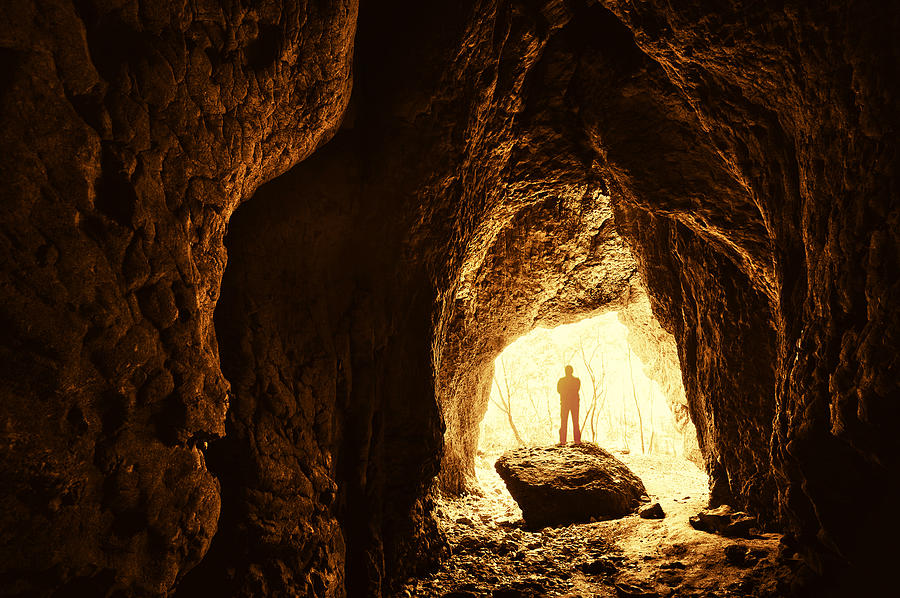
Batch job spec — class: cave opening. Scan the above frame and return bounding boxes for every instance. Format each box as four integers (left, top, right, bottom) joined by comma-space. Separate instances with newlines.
474, 306, 708, 512
468, 299, 706, 503
410, 304, 777, 597
479, 310, 693, 459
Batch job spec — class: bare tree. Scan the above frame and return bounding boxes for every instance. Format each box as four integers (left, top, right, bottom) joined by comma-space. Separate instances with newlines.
648, 383, 656, 454
559, 346, 578, 371
578, 336, 606, 442
627, 346, 645, 454
492, 358, 525, 446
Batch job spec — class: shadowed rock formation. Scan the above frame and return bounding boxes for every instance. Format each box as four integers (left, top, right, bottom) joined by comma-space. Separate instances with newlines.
1, 0, 898, 596
496, 444, 647, 528
0, 0, 355, 595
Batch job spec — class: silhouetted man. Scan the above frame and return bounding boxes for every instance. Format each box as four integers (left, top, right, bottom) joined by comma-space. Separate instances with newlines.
557, 365, 581, 444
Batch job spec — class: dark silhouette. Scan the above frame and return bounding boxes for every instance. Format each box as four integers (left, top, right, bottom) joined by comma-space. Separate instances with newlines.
557, 365, 581, 444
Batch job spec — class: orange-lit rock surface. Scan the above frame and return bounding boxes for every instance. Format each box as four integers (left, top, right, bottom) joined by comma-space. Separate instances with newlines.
402, 451, 791, 597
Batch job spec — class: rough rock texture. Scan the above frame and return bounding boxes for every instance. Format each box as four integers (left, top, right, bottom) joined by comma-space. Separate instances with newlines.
584, 3, 900, 593
1, 0, 898, 596
174, 130, 450, 597
0, 0, 356, 595
182, 1, 496, 594
495, 444, 647, 528
564, 4, 780, 521
638, 502, 665, 520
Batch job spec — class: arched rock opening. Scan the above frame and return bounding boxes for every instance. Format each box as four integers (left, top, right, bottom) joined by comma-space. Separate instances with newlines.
476, 303, 700, 465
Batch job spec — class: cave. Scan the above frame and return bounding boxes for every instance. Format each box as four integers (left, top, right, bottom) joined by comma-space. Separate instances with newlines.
1, 1, 898, 597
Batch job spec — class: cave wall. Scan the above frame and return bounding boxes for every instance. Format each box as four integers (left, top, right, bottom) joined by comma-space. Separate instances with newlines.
559, 5, 780, 521
585, 0, 900, 589
175, 134, 444, 597
0, 0, 356, 594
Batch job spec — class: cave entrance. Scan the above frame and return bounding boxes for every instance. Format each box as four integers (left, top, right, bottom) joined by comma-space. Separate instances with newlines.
480, 311, 687, 456
412, 309, 718, 595
473, 309, 707, 519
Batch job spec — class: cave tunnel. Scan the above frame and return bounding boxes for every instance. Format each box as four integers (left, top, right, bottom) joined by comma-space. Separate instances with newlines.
0, 1, 898, 597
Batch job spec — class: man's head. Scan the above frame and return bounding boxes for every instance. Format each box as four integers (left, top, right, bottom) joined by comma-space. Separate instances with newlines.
564, 365, 574, 376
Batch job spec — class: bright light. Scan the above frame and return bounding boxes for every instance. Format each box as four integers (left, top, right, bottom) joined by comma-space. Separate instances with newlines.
479, 311, 688, 457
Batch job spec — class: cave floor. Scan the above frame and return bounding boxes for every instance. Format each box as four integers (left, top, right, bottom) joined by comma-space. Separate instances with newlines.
397, 451, 795, 598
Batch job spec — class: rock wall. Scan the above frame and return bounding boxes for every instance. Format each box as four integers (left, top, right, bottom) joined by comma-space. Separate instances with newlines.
588, 0, 900, 590
0, 0, 355, 594
174, 134, 444, 597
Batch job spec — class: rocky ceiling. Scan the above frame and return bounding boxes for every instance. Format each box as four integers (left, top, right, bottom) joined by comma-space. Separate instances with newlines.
1, 1, 897, 597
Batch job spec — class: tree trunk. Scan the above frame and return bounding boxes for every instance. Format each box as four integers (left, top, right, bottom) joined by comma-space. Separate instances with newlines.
493, 362, 525, 446
627, 346, 645, 454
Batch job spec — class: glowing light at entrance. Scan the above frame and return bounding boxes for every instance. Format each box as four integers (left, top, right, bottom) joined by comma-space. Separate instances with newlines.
480, 311, 686, 456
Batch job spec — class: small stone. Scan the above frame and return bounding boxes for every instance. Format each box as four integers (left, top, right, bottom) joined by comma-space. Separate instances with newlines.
724, 515, 757, 537
689, 505, 757, 537
639, 502, 665, 519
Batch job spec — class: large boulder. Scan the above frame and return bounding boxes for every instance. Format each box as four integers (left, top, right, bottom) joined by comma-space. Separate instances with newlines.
495, 444, 647, 528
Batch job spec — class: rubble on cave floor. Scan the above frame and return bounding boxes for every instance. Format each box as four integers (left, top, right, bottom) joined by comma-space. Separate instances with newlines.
397, 451, 797, 598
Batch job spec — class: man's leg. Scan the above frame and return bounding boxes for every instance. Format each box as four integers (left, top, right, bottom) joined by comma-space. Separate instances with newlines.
572, 400, 581, 443
559, 400, 568, 444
